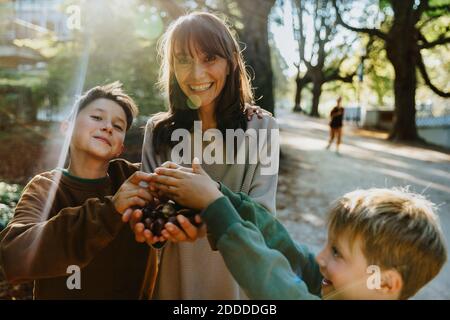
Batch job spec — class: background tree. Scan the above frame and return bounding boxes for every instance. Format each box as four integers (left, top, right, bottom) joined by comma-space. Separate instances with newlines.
46, 0, 165, 117
292, 0, 309, 112
292, 0, 360, 117
364, 34, 394, 107
333, 0, 450, 141
234, 0, 277, 114
269, 35, 291, 104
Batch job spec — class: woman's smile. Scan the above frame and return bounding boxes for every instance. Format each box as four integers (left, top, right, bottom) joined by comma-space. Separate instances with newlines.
189, 82, 213, 92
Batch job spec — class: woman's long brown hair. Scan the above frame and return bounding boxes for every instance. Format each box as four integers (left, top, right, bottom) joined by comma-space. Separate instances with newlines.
152, 12, 254, 154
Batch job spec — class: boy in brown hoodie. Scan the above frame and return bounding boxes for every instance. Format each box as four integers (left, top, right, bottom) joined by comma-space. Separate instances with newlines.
0, 82, 159, 299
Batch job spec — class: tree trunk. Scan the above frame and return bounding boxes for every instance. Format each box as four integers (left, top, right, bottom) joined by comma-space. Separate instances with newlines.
389, 62, 420, 141
293, 76, 303, 112
237, 0, 276, 115
310, 80, 322, 117
385, 3, 420, 141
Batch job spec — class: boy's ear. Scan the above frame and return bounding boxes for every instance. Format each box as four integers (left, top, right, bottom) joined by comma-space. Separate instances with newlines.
380, 270, 403, 299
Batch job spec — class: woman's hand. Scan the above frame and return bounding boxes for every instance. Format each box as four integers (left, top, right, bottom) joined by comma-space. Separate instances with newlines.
244, 103, 271, 121
147, 162, 190, 201
151, 160, 210, 243
123, 161, 210, 245
149, 158, 223, 211
123, 207, 165, 245
125, 205, 206, 245
161, 214, 206, 243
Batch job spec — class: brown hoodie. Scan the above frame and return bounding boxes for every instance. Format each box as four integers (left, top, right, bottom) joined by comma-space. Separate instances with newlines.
0, 159, 157, 299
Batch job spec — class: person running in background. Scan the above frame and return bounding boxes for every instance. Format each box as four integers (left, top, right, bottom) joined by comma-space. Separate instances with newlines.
326, 96, 344, 154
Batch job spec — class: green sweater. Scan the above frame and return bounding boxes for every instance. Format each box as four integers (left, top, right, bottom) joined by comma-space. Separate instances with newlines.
201, 183, 323, 300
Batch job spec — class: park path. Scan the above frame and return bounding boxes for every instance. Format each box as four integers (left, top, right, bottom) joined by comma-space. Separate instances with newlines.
275, 108, 450, 299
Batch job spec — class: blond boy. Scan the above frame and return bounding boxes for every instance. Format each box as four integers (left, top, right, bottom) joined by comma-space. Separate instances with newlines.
142, 161, 447, 299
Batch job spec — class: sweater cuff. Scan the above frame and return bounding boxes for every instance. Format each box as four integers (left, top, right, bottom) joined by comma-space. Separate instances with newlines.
201, 196, 242, 243
218, 182, 244, 209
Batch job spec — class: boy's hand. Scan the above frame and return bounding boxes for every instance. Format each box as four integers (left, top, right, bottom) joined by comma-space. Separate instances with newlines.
112, 171, 154, 215
126, 208, 205, 245
126, 208, 165, 245
161, 214, 206, 243
150, 158, 223, 211
121, 163, 206, 245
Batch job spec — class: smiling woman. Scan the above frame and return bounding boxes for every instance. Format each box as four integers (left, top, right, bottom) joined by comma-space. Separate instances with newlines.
139, 12, 280, 300
173, 48, 229, 110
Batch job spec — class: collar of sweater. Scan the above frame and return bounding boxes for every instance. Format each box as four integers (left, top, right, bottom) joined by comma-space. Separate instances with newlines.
56, 168, 111, 191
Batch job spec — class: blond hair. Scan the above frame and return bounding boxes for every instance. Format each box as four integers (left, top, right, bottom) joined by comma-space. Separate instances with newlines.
328, 188, 447, 299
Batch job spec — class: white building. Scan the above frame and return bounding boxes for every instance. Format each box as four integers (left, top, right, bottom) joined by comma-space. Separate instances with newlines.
6, 0, 71, 41
0, 0, 72, 68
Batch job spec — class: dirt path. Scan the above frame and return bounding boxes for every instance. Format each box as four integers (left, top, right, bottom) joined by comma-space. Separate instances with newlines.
275, 108, 450, 299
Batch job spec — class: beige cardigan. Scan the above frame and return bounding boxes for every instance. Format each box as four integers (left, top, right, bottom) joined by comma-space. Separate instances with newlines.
141, 114, 279, 299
